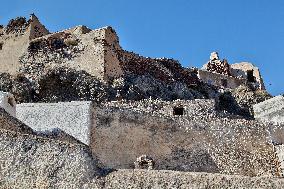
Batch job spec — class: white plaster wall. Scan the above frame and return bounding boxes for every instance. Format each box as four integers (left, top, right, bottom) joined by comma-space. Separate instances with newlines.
16, 101, 93, 145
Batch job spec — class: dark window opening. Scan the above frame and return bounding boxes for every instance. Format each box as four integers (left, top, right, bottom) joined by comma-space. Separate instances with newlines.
0, 42, 3, 50
173, 107, 184, 116
247, 70, 256, 82
221, 79, 228, 88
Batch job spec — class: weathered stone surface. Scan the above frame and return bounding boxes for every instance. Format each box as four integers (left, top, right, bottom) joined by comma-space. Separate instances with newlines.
90, 169, 284, 189
218, 84, 271, 117
17, 101, 93, 145
91, 99, 278, 176
0, 107, 33, 134
0, 128, 99, 189
254, 95, 284, 124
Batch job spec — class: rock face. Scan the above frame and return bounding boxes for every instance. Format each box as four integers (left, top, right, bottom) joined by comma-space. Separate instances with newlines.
0, 128, 99, 189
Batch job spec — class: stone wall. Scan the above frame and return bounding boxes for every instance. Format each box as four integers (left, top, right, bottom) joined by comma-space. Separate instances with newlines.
90, 99, 278, 176
198, 69, 246, 89
231, 62, 265, 90
16, 101, 93, 145
0, 15, 49, 75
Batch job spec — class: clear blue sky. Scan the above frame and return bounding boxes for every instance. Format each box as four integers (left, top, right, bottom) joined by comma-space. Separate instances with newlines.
1, 0, 284, 96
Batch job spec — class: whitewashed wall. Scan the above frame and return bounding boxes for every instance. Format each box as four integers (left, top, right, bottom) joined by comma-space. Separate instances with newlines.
16, 101, 93, 145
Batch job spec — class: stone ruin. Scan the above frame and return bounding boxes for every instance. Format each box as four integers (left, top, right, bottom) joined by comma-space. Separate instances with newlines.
199, 52, 265, 90
0, 14, 283, 188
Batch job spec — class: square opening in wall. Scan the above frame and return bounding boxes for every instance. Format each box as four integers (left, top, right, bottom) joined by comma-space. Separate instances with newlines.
247, 70, 256, 82
173, 107, 184, 116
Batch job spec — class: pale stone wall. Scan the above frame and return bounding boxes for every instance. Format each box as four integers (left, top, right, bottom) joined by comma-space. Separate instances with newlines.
90, 99, 277, 176
231, 62, 265, 90
0, 15, 49, 75
0, 32, 30, 74
254, 95, 284, 124
16, 101, 93, 145
198, 70, 246, 89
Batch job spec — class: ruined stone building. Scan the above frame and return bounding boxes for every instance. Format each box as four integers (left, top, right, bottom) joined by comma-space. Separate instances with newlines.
198, 52, 265, 90
0, 15, 284, 188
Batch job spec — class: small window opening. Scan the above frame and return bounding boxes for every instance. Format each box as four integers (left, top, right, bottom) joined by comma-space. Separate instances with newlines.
221, 79, 228, 88
173, 107, 184, 116
0, 42, 3, 50
247, 70, 256, 82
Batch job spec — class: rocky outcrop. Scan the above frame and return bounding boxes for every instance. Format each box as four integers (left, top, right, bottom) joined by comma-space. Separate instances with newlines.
0, 128, 99, 189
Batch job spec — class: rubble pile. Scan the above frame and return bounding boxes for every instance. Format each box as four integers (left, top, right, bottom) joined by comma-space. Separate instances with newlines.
117, 50, 199, 86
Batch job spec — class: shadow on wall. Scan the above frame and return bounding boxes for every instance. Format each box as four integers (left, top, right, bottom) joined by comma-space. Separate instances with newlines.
217, 91, 251, 118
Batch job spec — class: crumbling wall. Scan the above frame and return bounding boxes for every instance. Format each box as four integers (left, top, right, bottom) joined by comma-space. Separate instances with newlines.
116, 50, 199, 86
218, 84, 272, 117
0, 15, 49, 75
198, 70, 246, 89
203, 52, 231, 76
0, 73, 35, 103
90, 99, 277, 176
16, 101, 93, 145
231, 62, 265, 90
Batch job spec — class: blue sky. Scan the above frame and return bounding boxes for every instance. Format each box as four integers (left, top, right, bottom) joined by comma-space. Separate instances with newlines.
1, 0, 284, 95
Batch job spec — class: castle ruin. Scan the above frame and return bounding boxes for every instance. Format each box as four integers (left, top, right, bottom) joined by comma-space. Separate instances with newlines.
0, 14, 283, 188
